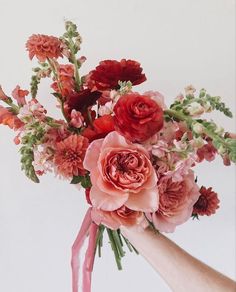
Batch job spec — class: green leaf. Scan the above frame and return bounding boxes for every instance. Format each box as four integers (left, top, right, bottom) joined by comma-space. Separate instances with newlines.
70, 175, 83, 184
70, 174, 92, 188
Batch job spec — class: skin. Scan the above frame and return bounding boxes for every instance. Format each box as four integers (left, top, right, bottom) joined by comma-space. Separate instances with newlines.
120, 226, 236, 292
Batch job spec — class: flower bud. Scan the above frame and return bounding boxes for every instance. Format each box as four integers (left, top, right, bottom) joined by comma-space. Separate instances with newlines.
185, 85, 196, 96
187, 102, 204, 116
192, 136, 205, 148
203, 101, 212, 112
193, 122, 204, 134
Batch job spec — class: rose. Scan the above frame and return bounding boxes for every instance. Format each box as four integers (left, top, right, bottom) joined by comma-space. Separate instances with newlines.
83, 131, 159, 212
91, 206, 145, 230
150, 170, 200, 232
113, 93, 163, 142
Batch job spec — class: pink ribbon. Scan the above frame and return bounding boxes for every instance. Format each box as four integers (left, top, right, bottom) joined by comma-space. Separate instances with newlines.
71, 208, 98, 292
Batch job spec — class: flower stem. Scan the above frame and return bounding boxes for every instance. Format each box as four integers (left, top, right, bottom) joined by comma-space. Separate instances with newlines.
68, 39, 81, 91
106, 228, 122, 270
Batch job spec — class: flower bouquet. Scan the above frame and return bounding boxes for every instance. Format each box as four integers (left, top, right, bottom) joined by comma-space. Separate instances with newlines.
0, 21, 235, 292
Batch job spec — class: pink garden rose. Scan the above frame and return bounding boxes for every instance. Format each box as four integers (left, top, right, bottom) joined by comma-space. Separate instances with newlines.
150, 170, 200, 232
91, 206, 145, 230
83, 131, 159, 212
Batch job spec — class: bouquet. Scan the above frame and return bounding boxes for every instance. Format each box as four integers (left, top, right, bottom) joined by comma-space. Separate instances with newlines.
0, 21, 235, 292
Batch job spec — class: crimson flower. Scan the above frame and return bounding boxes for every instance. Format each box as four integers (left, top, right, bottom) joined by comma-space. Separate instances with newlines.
114, 93, 164, 142
86, 59, 146, 91
82, 114, 115, 142
193, 186, 220, 216
65, 89, 101, 114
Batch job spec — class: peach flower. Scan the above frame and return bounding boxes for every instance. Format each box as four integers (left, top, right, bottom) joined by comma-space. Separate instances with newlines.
91, 206, 144, 230
51, 64, 75, 96
54, 135, 89, 179
0, 105, 24, 130
83, 131, 159, 212
150, 170, 200, 232
12, 85, 29, 106
26, 34, 63, 62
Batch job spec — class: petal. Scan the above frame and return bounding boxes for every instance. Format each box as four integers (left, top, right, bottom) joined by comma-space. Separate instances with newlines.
91, 208, 120, 230
102, 131, 131, 149
83, 138, 103, 171
152, 213, 177, 233
166, 206, 193, 225
125, 187, 159, 212
90, 185, 129, 211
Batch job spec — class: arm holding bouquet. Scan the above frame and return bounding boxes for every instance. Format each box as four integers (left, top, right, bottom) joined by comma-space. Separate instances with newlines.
121, 225, 236, 292
0, 21, 235, 292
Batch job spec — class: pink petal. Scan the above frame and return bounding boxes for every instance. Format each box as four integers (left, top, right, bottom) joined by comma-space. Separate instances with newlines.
152, 214, 177, 233
91, 208, 120, 230
102, 131, 130, 149
125, 187, 159, 212
83, 138, 103, 171
90, 186, 129, 211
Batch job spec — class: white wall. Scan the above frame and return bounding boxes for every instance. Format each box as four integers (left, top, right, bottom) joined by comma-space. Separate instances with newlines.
0, 1, 235, 291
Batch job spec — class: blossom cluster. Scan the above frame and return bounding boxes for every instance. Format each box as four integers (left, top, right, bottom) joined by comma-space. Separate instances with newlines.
0, 21, 235, 269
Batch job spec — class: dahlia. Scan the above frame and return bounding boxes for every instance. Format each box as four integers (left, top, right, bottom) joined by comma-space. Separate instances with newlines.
53, 135, 89, 179
193, 186, 220, 216
26, 34, 63, 62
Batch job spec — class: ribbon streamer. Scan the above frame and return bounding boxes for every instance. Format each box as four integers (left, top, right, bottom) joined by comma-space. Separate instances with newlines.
71, 208, 98, 292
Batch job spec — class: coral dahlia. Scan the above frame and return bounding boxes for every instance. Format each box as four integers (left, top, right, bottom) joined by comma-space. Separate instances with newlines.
54, 135, 89, 179
26, 34, 63, 62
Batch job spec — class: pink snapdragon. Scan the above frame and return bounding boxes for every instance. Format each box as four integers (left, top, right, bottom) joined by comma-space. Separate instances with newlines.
12, 85, 29, 106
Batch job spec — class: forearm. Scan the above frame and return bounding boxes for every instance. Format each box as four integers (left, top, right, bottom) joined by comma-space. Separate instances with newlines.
121, 226, 236, 292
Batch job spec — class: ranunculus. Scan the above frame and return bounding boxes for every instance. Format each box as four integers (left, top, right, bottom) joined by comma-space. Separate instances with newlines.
193, 186, 220, 216
86, 59, 146, 91
114, 93, 164, 142
82, 114, 115, 142
26, 34, 63, 62
91, 206, 144, 230
150, 171, 200, 232
83, 131, 159, 212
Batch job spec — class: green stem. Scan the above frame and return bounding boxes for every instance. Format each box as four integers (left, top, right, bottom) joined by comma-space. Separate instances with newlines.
106, 228, 122, 270
96, 225, 105, 258
68, 38, 81, 91
164, 108, 230, 151
164, 109, 191, 124
46, 58, 70, 124
112, 230, 125, 258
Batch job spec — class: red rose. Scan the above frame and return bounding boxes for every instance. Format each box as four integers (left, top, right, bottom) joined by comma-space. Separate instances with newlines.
113, 93, 164, 142
82, 114, 115, 141
86, 59, 146, 91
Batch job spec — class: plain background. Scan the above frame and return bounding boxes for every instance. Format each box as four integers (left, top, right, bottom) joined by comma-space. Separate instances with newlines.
0, 0, 235, 291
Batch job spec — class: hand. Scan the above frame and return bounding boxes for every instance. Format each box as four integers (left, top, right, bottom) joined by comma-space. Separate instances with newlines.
120, 226, 236, 292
